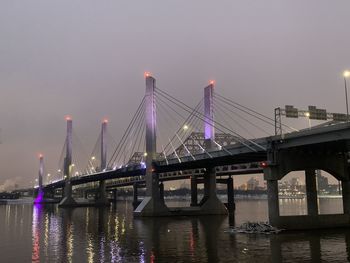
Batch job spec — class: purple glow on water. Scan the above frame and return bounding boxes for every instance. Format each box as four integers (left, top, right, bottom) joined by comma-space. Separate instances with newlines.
34, 189, 44, 204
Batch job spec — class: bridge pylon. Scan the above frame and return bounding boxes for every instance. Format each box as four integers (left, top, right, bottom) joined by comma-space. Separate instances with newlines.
95, 119, 109, 206
198, 82, 227, 215
33, 154, 44, 203
134, 74, 169, 216
59, 117, 77, 207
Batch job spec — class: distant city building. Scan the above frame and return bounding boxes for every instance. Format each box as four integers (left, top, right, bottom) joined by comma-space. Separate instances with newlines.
247, 177, 259, 190
316, 170, 329, 191
290, 177, 300, 191
238, 183, 247, 191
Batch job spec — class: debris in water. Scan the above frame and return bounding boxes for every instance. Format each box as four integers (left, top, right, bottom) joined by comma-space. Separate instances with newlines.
229, 221, 282, 234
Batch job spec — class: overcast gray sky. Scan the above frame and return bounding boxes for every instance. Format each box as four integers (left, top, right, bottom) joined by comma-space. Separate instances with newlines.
1, 1, 350, 189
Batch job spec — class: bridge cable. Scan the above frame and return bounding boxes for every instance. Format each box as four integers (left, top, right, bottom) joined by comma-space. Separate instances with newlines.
213, 99, 271, 136
108, 96, 146, 167
154, 88, 265, 151
214, 92, 298, 133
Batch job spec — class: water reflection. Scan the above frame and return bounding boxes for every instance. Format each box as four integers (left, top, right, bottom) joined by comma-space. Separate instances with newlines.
21, 200, 350, 262
32, 204, 42, 263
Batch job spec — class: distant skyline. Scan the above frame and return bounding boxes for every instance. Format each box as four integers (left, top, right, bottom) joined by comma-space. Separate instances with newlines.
1, 1, 350, 189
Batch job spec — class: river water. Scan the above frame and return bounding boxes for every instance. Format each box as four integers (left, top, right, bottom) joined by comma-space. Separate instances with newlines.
0, 198, 349, 262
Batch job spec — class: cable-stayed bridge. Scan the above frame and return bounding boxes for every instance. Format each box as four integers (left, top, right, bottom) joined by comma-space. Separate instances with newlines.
32, 74, 350, 229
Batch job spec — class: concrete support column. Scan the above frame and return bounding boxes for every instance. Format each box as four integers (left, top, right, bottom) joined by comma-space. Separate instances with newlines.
112, 189, 117, 203
133, 184, 138, 209
342, 180, 350, 214
227, 176, 235, 213
159, 182, 164, 203
190, 175, 198, 206
305, 169, 318, 216
267, 180, 279, 225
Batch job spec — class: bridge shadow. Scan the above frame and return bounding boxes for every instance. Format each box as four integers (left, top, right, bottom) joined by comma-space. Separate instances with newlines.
269, 228, 350, 262
133, 215, 227, 262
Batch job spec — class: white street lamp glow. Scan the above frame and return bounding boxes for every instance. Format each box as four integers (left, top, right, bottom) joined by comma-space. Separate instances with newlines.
344, 70, 350, 78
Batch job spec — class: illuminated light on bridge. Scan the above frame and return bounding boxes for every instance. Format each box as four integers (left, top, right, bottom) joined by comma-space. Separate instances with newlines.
183, 125, 189, 130
259, 161, 269, 168
144, 71, 152, 78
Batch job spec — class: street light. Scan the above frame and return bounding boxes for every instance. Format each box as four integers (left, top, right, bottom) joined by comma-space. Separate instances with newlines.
305, 112, 311, 129
343, 70, 350, 121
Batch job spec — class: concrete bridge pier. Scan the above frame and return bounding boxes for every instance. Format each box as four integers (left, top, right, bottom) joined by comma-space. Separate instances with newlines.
305, 169, 318, 216
227, 176, 235, 214
190, 175, 198, 206
159, 182, 165, 203
133, 184, 139, 209
199, 166, 227, 214
266, 179, 280, 225
59, 179, 77, 207
96, 180, 109, 206
342, 180, 350, 214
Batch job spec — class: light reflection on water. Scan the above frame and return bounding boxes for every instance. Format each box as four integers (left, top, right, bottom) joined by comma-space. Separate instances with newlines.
0, 200, 349, 262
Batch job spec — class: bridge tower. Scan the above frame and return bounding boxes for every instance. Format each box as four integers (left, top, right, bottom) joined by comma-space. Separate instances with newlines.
59, 117, 77, 207
199, 81, 227, 214
34, 154, 44, 203
96, 119, 109, 206
38, 154, 43, 190
134, 73, 169, 216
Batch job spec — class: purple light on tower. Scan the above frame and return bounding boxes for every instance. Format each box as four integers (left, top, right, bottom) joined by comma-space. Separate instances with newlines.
204, 81, 215, 141
34, 154, 44, 203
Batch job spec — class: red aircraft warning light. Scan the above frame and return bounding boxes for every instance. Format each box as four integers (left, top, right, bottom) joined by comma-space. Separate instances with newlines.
144, 72, 152, 78
65, 115, 72, 121
260, 161, 268, 168
209, 80, 215, 85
